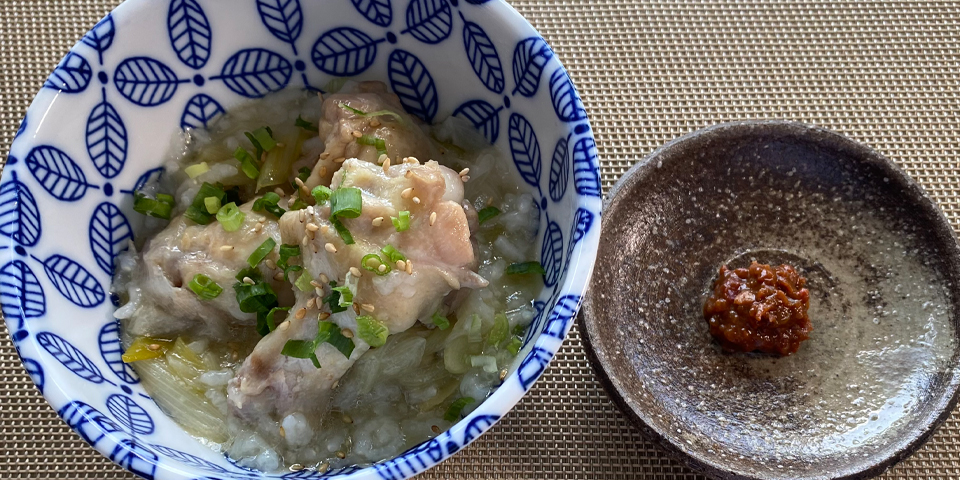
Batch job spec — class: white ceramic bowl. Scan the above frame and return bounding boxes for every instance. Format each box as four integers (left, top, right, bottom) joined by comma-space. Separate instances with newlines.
1, 0, 601, 478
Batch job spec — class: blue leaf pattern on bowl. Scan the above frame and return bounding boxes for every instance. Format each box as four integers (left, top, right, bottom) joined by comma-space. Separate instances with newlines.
181, 93, 225, 129
0, 173, 42, 246
0, 260, 45, 328
86, 96, 128, 179
548, 68, 586, 122
89, 202, 133, 275
548, 135, 569, 202
388, 49, 439, 123
257, 0, 303, 55
540, 220, 563, 287
98, 321, 139, 384
40, 254, 105, 308
351, 0, 392, 27
460, 14, 505, 94
403, 0, 452, 45
114, 57, 185, 106
167, 0, 212, 69
572, 136, 601, 197
452, 99, 501, 144
106, 393, 155, 435
37, 332, 110, 384
44, 52, 93, 93
511, 37, 553, 97
214, 48, 292, 98
26, 145, 95, 202
81, 14, 115, 65
311, 27, 381, 77
507, 112, 541, 190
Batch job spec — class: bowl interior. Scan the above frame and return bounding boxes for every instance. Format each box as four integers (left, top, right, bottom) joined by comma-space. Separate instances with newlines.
581, 121, 960, 480
1, 0, 601, 479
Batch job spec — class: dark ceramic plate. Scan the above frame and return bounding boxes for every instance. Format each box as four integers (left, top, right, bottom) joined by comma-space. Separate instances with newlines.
580, 121, 960, 480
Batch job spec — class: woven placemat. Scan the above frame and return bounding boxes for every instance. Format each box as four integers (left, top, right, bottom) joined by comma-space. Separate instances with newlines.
4, 0, 960, 478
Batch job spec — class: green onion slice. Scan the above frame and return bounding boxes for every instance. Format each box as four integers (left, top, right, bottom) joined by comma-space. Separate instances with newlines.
330, 216, 355, 245
245, 127, 277, 156
217, 202, 245, 232
234, 281, 278, 314
281, 320, 356, 368
311, 185, 332, 205
505, 336, 523, 356
184, 182, 227, 225
443, 397, 475, 422
330, 187, 362, 218
204, 196, 221, 214
247, 238, 277, 268
361, 253, 391, 276
188, 274, 222, 300
133, 192, 175, 220
184, 162, 209, 179
391, 210, 410, 232
488, 313, 509, 346
430, 311, 450, 330
356, 315, 389, 347
233, 146, 260, 179
295, 115, 317, 131
331, 285, 353, 307
380, 245, 407, 263
294, 270, 314, 292
506, 261, 546, 275
281, 339, 321, 368
357, 134, 387, 157
323, 281, 349, 314
252, 192, 285, 219
256, 306, 290, 336
478, 206, 501, 225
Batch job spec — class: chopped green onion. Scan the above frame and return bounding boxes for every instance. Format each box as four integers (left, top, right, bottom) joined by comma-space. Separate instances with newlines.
234, 281, 278, 314
356, 315, 389, 347
338, 103, 404, 122
323, 281, 349, 313
488, 313, 509, 346
478, 206, 501, 225
277, 244, 303, 282
361, 253, 390, 276
252, 192, 285, 219
216, 202, 245, 232
297, 167, 312, 183
281, 339, 321, 368
505, 336, 523, 356
289, 198, 307, 210
512, 323, 527, 336
380, 245, 407, 263
245, 127, 277, 156
330, 216, 354, 245
430, 311, 450, 330
204, 196, 221, 214
188, 274, 222, 300
311, 185, 332, 205
235, 266, 263, 283
295, 115, 317, 131
247, 238, 277, 268
443, 397, 474, 422
233, 146, 260, 179
357, 134, 387, 157
470, 355, 498, 373
331, 285, 353, 307
391, 210, 410, 232
133, 192, 175, 220
256, 306, 290, 336
185, 182, 227, 225
330, 187, 362, 218
184, 162, 209, 179
506, 261, 546, 275
295, 271, 314, 292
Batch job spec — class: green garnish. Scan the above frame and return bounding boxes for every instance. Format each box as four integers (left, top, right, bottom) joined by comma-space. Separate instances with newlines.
323, 281, 349, 314
282, 320, 356, 368
337, 103, 404, 122
252, 192, 286, 219
184, 162, 209, 179
356, 315, 389, 347
188, 274, 222, 300
245, 127, 277, 158
256, 306, 289, 336
361, 253, 391, 276
391, 210, 410, 232
330, 216, 354, 245
330, 187, 362, 218
311, 185, 332, 205
331, 285, 353, 307
216, 202, 245, 232
506, 261, 546, 275
380, 245, 407, 263
430, 311, 450, 330
184, 182, 227, 225
277, 244, 303, 282
478, 206, 501, 225
233, 146, 260, 179
204, 196, 221, 214
488, 313, 509, 346
357, 134, 387, 157
297, 167, 312, 183
294, 270, 314, 292
505, 336, 523, 356
133, 192, 175, 220
247, 238, 277, 268
443, 397, 475, 422
234, 280, 278, 314
295, 115, 317, 131
512, 323, 527, 336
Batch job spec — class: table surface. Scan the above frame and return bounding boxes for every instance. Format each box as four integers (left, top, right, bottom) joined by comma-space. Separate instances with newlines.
4, 0, 960, 478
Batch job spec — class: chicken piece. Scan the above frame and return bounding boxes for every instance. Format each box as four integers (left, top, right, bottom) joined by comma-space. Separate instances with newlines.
227, 299, 369, 434
297, 158, 485, 332
117, 201, 289, 341
305, 82, 439, 189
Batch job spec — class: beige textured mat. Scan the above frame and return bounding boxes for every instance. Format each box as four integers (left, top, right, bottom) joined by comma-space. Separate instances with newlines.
3, 0, 960, 478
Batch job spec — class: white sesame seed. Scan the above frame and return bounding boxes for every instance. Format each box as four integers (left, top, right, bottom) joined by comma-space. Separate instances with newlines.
220, 245, 234, 251
320, 224, 330, 234
319, 273, 329, 284
401, 187, 414, 199
406, 260, 413, 275
265, 259, 277, 269
306, 223, 320, 232
334, 157, 346, 163
301, 235, 309, 246
274, 187, 285, 196
382, 157, 391, 173
310, 280, 321, 288
242, 277, 255, 285
279, 321, 290, 331
378, 264, 387, 273
341, 328, 354, 339
320, 152, 330, 160
461, 175, 470, 183
295, 308, 306, 319
412, 196, 421, 204
349, 266, 362, 277
319, 312, 330, 320
396, 259, 406, 270
307, 205, 315, 215
306, 297, 317, 309
372, 216, 384, 227
295, 178, 306, 188
459, 168, 470, 176
351, 130, 362, 138
361, 303, 375, 312
147, 344, 161, 351
429, 211, 437, 226
325, 243, 337, 253
299, 210, 305, 222
274, 271, 285, 281
254, 223, 263, 233
370, 119, 381, 128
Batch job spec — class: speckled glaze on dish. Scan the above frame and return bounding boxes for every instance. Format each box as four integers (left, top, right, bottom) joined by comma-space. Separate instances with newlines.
580, 121, 960, 480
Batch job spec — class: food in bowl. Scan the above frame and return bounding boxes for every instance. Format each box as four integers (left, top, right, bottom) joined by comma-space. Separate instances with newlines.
703, 261, 812, 356
112, 82, 544, 472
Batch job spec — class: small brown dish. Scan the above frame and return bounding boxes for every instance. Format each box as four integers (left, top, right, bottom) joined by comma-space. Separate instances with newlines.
579, 121, 960, 480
